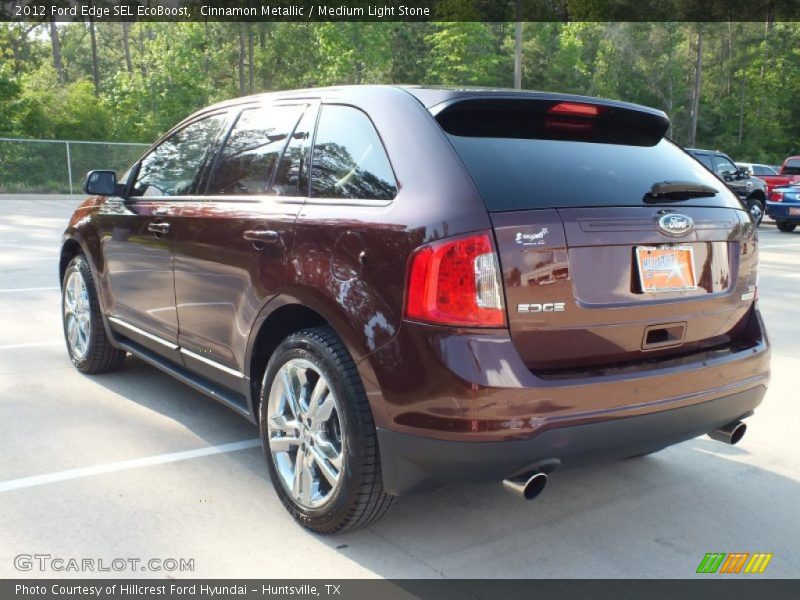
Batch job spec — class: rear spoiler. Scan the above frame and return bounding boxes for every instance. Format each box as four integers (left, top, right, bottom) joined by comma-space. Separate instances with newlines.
433, 97, 670, 147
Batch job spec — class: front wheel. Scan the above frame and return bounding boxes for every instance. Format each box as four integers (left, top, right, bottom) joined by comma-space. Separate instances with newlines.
259, 326, 394, 533
62, 255, 126, 373
746, 198, 765, 226
776, 220, 797, 233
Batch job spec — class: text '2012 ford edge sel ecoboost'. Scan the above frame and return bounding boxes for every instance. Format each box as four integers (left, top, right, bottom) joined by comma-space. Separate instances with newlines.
61, 86, 770, 533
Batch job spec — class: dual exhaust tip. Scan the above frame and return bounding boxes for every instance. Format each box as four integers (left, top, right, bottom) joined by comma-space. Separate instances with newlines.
708, 420, 747, 446
502, 420, 746, 501
502, 470, 549, 501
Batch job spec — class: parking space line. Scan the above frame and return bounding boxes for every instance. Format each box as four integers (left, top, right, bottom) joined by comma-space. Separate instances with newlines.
0, 341, 62, 350
0, 286, 59, 293
0, 438, 262, 493
0, 256, 60, 262
760, 242, 800, 249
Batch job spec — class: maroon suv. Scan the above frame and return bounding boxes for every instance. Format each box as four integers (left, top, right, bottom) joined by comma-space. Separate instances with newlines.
61, 86, 770, 533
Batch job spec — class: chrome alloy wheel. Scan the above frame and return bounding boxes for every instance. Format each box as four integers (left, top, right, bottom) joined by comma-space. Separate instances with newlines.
63, 270, 91, 360
267, 358, 344, 509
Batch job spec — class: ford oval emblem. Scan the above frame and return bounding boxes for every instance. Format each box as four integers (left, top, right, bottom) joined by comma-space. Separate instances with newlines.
657, 213, 694, 237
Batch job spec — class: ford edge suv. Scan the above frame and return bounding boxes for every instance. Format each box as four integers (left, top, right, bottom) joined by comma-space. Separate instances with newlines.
60, 86, 770, 532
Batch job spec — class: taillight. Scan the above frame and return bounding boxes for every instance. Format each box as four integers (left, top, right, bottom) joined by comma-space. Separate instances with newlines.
405, 231, 506, 327
770, 190, 784, 202
547, 102, 602, 117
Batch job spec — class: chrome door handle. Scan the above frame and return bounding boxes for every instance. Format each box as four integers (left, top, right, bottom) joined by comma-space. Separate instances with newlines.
147, 222, 170, 235
243, 230, 279, 244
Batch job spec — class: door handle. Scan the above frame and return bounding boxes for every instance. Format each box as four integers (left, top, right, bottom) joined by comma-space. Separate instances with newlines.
147, 222, 170, 235
243, 230, 280, 245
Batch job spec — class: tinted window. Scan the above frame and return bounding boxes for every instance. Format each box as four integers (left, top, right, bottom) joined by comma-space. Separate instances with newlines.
761, 165, 778, 175
693, 153, 714, 170
441, 108, 739, 211
310, 105, 397, 201
271, 106, 315, 197
205, 106, 303, 195
131, 114, 226, 197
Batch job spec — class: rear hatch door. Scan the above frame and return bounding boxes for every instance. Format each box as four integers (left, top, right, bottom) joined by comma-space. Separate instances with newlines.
437, 97, 757, 371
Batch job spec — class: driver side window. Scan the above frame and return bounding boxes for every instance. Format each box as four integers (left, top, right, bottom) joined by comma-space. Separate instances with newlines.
714, 156, 737, 176
130, 114, 227, 197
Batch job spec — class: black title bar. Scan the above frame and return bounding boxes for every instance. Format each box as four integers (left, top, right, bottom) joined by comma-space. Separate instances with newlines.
2, 0, 800, 22
5, 579, 800, 600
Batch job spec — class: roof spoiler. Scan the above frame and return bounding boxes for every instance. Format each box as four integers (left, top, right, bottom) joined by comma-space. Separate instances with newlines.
434, 97, 670, 147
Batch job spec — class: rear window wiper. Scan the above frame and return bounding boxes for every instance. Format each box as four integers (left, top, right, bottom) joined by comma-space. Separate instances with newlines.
644, 181, 719, 202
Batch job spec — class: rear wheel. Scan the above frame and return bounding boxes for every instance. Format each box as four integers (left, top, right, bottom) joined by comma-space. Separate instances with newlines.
62, 255, 126, 373
776, 220, 797, 233
746, 197, 765, 226
259, 326, 394, 533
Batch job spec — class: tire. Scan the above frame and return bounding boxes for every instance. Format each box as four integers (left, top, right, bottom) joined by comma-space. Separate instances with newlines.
259, 326, 394, 533
62, 254, 126, 374
746, 197, 765, 226
776, 220, 797, 233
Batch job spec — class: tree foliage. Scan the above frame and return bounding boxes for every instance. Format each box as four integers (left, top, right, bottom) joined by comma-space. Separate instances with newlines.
1, 21, 799, 162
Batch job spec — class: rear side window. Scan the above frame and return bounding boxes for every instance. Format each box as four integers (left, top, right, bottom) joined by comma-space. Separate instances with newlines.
693, 153, 714, 170
438, 100, 740, 212
131, 114, 226, 197
310, 105, 397, 201
205, 106, 303, 195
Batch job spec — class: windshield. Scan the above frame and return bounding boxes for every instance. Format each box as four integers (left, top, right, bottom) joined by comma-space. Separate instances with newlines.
783, 158, 800, 175
445, 135, 741, 212
436, 99, 742, 212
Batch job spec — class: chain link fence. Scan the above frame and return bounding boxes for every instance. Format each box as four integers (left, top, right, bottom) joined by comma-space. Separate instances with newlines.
0, 138, 150, 194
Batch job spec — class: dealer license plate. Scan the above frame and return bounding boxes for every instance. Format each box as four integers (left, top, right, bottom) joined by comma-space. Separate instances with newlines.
635, 245, 697, 293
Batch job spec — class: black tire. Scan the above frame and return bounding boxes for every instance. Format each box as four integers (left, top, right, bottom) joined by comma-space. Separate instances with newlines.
746, 197, 765, 226
61, 254, 126, 374
776, 220, 797, 233
259, 326, 394, 533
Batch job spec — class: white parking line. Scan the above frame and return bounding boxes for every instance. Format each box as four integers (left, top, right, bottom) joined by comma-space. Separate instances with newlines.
0, 438, 262, 493
0, 256, 60, 262
760, 242, 800, 249
0, 341, 62, 350
0, 286, 59, 293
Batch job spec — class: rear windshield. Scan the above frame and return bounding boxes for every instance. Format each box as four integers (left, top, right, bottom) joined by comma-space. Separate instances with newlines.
784, 158, 800, 175
438, 101, 742, 212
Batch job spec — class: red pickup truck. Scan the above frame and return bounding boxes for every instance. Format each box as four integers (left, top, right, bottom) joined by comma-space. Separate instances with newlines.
758, 156, 800, 194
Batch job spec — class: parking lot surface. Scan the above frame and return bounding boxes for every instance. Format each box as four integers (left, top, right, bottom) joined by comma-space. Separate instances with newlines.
1, 195, 798, 579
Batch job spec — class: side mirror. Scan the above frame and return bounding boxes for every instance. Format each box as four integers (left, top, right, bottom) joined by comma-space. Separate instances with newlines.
735, 168, 749, 180
84, 170, 121, 196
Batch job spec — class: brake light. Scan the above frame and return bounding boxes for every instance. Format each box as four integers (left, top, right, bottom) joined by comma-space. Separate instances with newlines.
547, 102, 601, 117
405, 231, 506, 327
770, 190, 784, 202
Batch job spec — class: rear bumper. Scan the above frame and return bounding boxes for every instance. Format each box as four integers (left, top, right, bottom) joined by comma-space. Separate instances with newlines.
378, 384, 766, 496
766, 201, 800, 220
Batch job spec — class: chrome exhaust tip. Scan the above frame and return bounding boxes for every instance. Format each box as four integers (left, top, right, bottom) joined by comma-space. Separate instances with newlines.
502, 471, 548, 500
708, 420, 747, 445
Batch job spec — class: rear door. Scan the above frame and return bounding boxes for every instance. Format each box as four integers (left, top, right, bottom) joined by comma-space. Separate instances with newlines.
437, 98, 757, 371
170, 101, 315, 392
